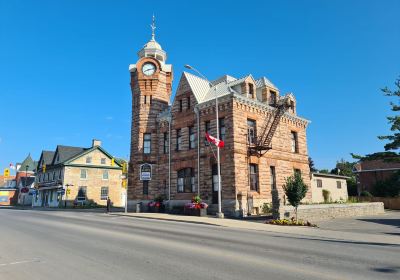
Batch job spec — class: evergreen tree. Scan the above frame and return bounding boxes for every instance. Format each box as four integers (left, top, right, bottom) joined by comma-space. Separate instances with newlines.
378, 77, 400, 151
283, 173, 308, 222
308, 157, 318, 173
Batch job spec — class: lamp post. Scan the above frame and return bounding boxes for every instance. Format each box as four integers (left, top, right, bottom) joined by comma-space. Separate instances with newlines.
184, 64, 224, 218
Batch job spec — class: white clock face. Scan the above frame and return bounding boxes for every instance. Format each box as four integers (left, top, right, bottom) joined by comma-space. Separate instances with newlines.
142, 63, 156, 76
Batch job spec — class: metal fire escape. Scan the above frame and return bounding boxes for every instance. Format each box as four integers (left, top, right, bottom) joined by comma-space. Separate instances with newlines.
248, 95, 292, 157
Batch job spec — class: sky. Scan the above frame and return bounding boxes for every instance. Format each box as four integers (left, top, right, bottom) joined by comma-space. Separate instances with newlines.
0, 0, 399, 174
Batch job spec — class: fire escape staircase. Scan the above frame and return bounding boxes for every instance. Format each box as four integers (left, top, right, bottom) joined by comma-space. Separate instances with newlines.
248, 96, 291, 157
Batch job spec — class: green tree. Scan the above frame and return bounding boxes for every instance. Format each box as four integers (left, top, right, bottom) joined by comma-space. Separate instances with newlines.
331, 159, 358, 196
319, 169, 330, 174
378, 76, 400, 151
283, 173, 308, 222
308, 157, 317, 173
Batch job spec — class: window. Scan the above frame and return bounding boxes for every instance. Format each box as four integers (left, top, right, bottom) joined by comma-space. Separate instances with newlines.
270, 166, 277, 190
58, 170, 62, 179
317, 179, 323, 188
291, 131, 299, 153
163, 132, 169, 154
249, 83, 254, 99
189, 126, 196, 149
179, 99, 183, 112
249, 164, 259, 191
80, 169, 87, 179
52, 172, 55, 180
102, 170, 109, 180
144, 95, 147, 104
100, 187, 109, 200
247, 119, 257, 145
337, 181, 342, 189
270, 91, 277, 105
150, 95, 153, 104
290, 101, 295, 113
101, 158, 106, 164
204, 121, 211, 146
143, 181, 149, 195
212, 164, 219, 192
143, 133, 151, 154
176, 129, 182, 151
47, 173, 50, 181
77, 186, 87, 201
86, 157, 92, 164
177, 168, 195, 193
187, 96, 190, 110
294, 169, 301, 177
219, 118, 226, 142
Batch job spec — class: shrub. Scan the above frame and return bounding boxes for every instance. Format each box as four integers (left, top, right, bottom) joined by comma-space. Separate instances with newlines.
322, 189, 331, 203
261, 202, 272, 214
283, 173, 308, 222
360, 191, 373, 197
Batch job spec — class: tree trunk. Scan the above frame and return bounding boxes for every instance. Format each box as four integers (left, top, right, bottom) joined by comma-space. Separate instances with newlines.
295, 206, 298, 223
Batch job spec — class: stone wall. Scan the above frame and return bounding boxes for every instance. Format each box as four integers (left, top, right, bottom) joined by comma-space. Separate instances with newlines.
282, 202, 385, 223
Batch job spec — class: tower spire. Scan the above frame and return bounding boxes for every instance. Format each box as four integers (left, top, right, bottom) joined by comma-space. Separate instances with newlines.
150, 14, 156, 41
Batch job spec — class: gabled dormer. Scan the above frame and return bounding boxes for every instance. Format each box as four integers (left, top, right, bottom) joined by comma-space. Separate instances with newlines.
255, 77, 280, 106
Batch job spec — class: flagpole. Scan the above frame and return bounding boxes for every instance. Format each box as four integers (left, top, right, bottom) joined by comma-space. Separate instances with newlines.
184, 64, 224, 219
215, 88, 224, 218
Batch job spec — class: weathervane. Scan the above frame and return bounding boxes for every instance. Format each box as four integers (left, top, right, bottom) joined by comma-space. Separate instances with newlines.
150, 14, 156, 41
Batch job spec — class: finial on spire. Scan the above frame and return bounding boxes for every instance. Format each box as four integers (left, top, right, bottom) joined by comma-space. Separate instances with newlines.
150, 14, 156, 41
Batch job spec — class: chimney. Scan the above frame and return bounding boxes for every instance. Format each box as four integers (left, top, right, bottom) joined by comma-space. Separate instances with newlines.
92, 139, 102, 147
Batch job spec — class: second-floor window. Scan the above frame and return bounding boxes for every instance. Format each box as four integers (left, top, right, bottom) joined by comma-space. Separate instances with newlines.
187, 96, 190, 110
291, 131, 299, 153
179, 99, 183, 112
80, 169, 87, 179
219, 118, 226, 142
204, 121, 211, 146
163, 132, 169, 154
101, 158, 106, 164
86, 157, 92, 164
143, 133, 151, 154
247, 119, 257, 145
102, 170, 109, 180
176, 129, 182, 151
189, 126, 196, 149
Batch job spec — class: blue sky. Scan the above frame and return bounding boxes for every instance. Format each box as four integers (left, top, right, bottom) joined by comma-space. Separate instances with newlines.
0, 0, 399, 173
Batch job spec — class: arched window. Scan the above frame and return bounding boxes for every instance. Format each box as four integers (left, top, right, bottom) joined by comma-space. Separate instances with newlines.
177, 168, 195, 193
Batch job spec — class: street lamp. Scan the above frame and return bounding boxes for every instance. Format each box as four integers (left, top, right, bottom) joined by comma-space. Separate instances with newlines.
184, 64, 224, 218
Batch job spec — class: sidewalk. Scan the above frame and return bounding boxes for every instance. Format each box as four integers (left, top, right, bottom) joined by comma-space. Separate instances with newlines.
111, 212, 400, 246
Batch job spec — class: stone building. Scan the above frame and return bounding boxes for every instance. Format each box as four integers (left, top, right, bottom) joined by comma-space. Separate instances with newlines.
128, 20, 311, 216
34, 140, 125, 208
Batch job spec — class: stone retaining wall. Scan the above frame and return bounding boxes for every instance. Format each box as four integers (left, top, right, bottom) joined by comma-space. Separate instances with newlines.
282, 202, 384, 223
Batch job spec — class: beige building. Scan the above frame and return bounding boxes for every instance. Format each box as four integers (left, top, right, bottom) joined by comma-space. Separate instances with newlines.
311, 173, 349, 203
33, 140, 125, 208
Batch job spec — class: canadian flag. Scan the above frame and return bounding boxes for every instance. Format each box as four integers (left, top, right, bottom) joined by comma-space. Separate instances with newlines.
205, 132, 225, 148
9, 163, 16, 170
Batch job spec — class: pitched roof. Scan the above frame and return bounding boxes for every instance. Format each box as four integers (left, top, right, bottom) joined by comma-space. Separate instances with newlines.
182, 72, 211, 102
42, 151, 55, 165
19, 154, 37, 172
255, 77, 278, 90
55, 145, 87, 164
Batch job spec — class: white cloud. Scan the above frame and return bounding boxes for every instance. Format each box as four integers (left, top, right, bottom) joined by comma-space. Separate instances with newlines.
105, 116, 114, 121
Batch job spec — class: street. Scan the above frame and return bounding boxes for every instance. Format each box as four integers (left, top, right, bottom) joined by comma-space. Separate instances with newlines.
0, 208, 399, 280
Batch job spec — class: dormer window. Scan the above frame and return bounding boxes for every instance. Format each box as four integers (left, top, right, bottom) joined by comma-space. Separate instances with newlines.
290, 101, 295, 113
249, 84, 254, 99
270, 91, 277, 105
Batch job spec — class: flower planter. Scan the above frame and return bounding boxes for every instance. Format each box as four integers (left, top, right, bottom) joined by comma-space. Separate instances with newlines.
184, 207, 207, 217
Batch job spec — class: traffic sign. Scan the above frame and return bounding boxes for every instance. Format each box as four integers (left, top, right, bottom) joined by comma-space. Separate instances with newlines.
66, 189, 71, 195
3, 168, 9, 177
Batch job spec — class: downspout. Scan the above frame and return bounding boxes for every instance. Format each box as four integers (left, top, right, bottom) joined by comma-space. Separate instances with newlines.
194, 106, 200, 196
168, 114, 172, 209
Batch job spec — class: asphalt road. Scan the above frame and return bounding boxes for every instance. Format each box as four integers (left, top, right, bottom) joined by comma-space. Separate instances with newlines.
0, 208, 399, 280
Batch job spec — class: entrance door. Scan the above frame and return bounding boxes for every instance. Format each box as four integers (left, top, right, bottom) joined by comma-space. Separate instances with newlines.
212, 164, 219, 204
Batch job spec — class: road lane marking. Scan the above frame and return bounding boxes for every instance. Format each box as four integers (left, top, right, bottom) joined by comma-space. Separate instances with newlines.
0, 259, 41, 267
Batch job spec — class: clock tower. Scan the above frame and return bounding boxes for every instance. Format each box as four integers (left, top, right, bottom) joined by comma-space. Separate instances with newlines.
128, 16, 173, 202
